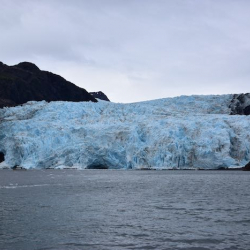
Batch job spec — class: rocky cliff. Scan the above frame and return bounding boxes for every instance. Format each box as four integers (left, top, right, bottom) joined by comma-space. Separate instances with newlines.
90, 91, 110, 101
229, 93, 250, 115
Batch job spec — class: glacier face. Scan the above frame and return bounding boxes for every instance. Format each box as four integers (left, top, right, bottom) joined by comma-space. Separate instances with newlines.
0, 94, 250, 169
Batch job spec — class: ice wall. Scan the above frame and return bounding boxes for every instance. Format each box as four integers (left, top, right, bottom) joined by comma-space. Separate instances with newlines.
0, 95, 250, 169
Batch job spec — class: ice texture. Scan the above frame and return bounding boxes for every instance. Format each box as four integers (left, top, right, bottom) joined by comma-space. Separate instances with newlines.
0, 94, 250, 169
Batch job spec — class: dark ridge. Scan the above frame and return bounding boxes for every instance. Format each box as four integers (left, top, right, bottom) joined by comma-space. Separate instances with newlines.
0, 61, 97, 108
15, 62, 40, 72
229, 93, 250, 115
90, 91, 110, 101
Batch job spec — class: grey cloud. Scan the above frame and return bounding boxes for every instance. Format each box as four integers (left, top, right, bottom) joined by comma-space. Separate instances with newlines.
0, 0, 250, 102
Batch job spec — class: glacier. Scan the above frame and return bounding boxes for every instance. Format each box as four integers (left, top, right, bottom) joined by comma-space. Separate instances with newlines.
0, 94, 250, 170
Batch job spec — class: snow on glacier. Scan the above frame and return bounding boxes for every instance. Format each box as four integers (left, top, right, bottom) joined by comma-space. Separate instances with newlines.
0, 94, 250, 169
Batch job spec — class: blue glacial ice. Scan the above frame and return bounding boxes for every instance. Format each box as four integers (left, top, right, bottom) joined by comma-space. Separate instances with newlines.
0, 94, 250, 169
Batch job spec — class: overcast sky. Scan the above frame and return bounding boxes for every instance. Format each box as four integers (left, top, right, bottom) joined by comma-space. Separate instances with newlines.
1, 0, 250, 103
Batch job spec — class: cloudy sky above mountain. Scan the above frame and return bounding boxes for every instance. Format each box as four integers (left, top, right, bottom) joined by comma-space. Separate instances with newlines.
1, 0, 250, 103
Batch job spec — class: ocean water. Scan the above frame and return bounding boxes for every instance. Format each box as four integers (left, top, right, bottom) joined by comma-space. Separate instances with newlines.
0, 170, 250, 250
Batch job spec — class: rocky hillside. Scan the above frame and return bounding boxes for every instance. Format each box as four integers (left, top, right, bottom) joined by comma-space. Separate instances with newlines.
90, 91, 110, 101
0, 61, 97, 108
229, 93, 250, 115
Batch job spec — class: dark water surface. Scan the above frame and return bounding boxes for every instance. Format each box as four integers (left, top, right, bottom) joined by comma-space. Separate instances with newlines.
0, 170, 250, 250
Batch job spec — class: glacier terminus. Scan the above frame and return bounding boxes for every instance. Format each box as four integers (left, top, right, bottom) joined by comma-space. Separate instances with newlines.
0, 94, 250, 170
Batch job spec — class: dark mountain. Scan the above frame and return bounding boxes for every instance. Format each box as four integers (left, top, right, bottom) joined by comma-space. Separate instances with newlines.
0, 61, 97, 108
90, 91, 110, 101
